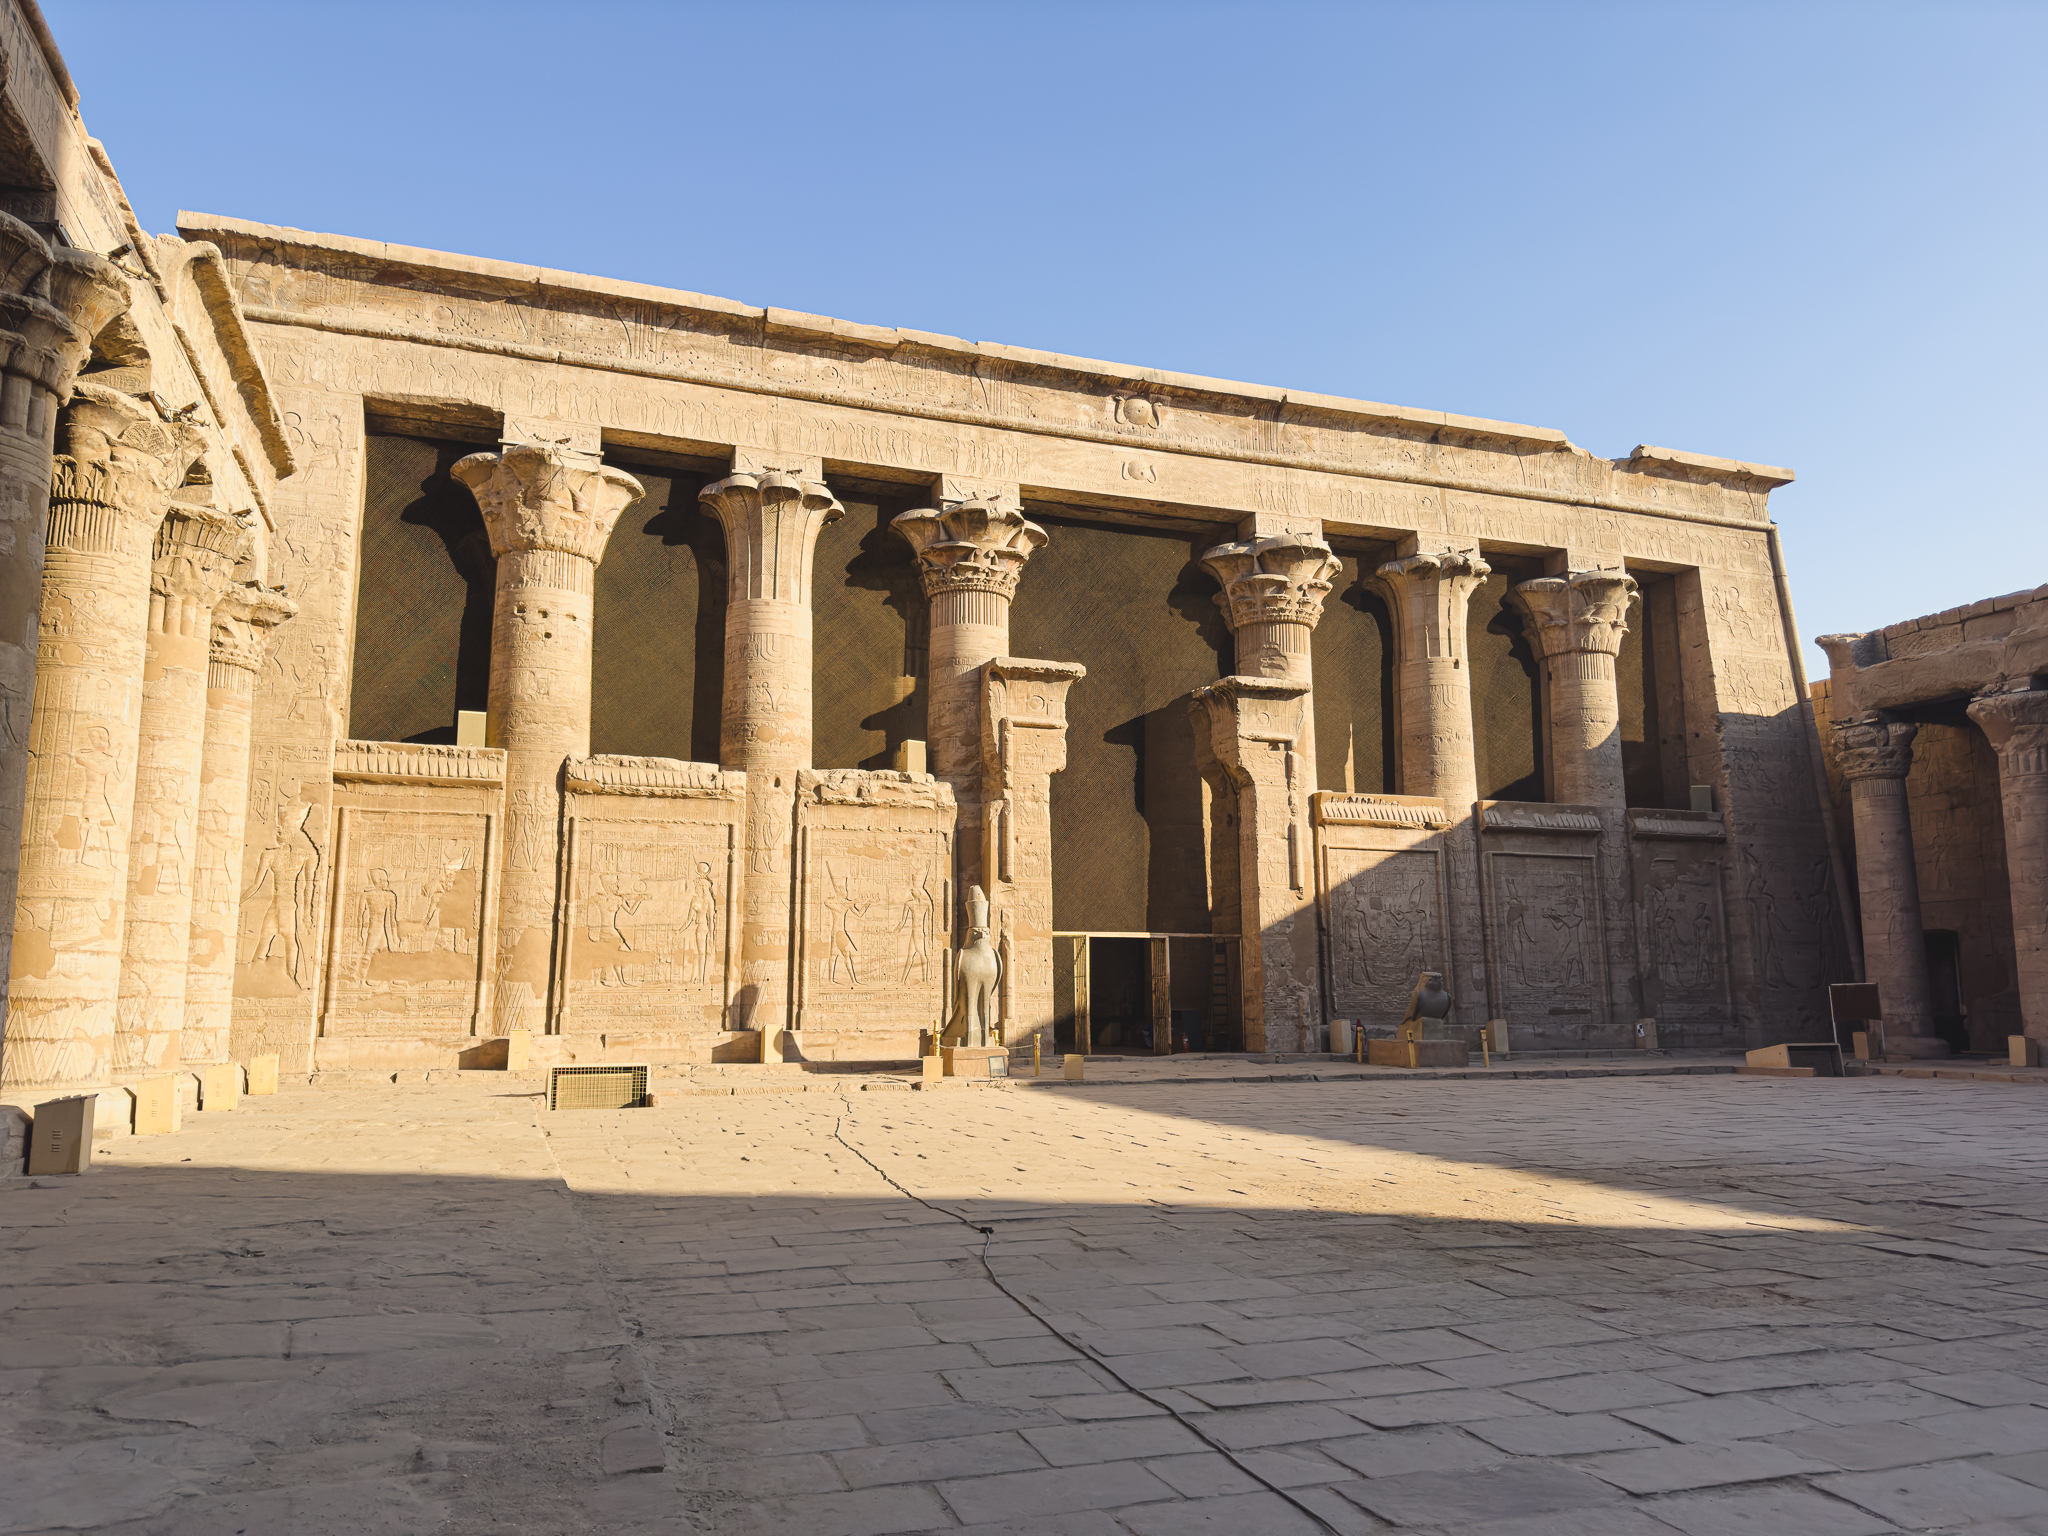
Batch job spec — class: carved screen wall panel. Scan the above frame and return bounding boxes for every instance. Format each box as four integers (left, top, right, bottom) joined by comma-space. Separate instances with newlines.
1324, 847, 1449, 1025
1312, 554, 1394, 795
1630, 828, 1735, 1044
591, 467, 724, 764
812, 497, 925, 772
320, 808, 488, 1037
1010, 513, 1231, 933
561, 821, 736, 1030
351, 434, 493, 745
1467, 566, 1544, 802
1484, 850, 1608, 1028
792, 771, 953, 1052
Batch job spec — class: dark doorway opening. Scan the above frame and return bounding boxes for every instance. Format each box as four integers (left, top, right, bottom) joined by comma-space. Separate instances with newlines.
1925, 929, 1970, 1054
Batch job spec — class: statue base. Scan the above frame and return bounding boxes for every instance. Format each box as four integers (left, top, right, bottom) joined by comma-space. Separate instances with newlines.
1368, 1039, 1469, 1069
941, 1046, 1010, 1081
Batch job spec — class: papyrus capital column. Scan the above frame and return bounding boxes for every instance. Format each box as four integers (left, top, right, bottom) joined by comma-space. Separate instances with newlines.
0, 228, 128, 1058
6, 383, 203, 1091
452, 443, 643, 1032
1202, 532, 1338, 789
183, 580, 296, 1067
699, 456, 842, 1040
1969, 685, 2048, 1043
113, 501, 248, 1075
895, 488, 1047, 902
979, 656, 1083, 1059
1835, 713, 1945, 1057
1190, 675, 1322, 1051
1508, 568, 1638, 807
1375, 541, 1491, 1023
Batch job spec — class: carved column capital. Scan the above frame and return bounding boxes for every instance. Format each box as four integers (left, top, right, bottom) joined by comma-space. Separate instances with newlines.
893, 498, 1047, 601
0, 217, 128, 400
1202, 533, 1340, 632
209, 581, 297, 676
1508, 568, 1638, 659
152, 502, 248, 621
1375, 548, 1492, 660
49, 382, 206, 555
1970, 686, 2048, 768
1191, 675, 1310, 784
451, 443, 643, 565
699, 466, 843, 604
1835, 714, 1918, 781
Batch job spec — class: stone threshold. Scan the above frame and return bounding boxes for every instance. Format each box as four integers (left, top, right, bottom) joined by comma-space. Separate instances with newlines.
1847, 1060, 2048, 1086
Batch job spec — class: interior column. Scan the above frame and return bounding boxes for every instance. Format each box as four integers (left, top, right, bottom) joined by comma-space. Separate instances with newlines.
113, 501, 248, 1076
452, 441, 643, 1035
1835, 713, 1946, 1058
699, 451, 842, 1053
1968, 686, 2048, 1045
1200, 531, 1339, 785
1508, 567, 1638, 806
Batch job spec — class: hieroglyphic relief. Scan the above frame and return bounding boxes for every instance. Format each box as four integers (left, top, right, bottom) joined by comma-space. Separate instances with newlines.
558, 756, 744, 1034
792, 770, 953, 1048
320, 809, 487, 1036
1480, 814, 1610, 1030
1313, 792, 1453, 1029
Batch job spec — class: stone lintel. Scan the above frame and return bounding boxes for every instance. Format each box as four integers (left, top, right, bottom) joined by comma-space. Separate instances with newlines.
1478, 800, 1603, 835
332, 739, 507, 788
563, 756, 744, 799
1627, 808, 1728, 841
1312, 792, 1452, 830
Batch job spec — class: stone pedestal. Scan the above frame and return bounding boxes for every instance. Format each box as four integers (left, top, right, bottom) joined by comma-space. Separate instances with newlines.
0, 229, 128, 1062
181, 581, 295, 1066
1191, 676, 1322, 1051
893, 488, 1045, 909
113, 502, 247, 1076
1835, 714, 1946, 1058
1969, 686, 2048, 1044
6, 384, 202, 1091
978, 657, 1083, 1060
699, 456, 842, 1043
451, 442, 643, 1034
1375, 542, 1491, 1024
1201, 532, 1339, 786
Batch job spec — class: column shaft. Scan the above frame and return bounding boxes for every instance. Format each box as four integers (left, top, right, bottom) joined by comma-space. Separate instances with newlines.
893, 493, 1047, 904
452, 444, 643, 1033
1836, 715, 1945, 1057
1202, 533, 1338, 789
1376, 546, 1491, 1024
113, 503, 247, 1075
0, 231, 126, 1065
6, 383, 201, 1090
1969, 688, 2048, 1042
1509, 568, 1637, 806
701, 463, 842, 1043
182, 582, 295, 1066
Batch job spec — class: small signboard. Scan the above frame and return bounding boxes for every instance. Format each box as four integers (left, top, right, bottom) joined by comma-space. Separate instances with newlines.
1829, 983, 1882, 1024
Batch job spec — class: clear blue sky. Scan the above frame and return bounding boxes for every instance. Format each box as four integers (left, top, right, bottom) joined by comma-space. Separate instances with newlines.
58, 1, 2046, 673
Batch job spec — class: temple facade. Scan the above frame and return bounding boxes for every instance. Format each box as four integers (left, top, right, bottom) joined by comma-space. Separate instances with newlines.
0, 4, 1854, 1114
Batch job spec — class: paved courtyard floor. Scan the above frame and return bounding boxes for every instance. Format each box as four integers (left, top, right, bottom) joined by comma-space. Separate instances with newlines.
11, 1070, 2048, 1534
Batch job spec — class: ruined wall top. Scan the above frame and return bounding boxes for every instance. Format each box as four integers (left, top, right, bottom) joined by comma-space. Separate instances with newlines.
1819, 584, 2048, 718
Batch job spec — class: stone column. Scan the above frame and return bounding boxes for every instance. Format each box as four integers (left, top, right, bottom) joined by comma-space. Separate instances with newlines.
181, 580, 296, 1068
980, 656, 1084, 1058
1508, 568, 1638, 806
1835, 713, 1946, 1058
1190, 676, 1322, 1051
698, 454, 842, 1041
0, 225, 128, 1046
1969, 686, 2048, 1044
1375, 541, 1491, 1024
112, 501, 249, 1075
5, 384, 203, 1091
1201, 532, 1339, 784
893, 488, 1047, 904
451, 443, 643, 1033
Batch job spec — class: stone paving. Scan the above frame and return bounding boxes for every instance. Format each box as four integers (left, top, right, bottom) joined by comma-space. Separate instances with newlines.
14, 1071, 2048, 1533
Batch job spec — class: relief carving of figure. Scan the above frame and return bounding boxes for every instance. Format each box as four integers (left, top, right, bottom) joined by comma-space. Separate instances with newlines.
69, 724, 126, 866
821, 863, 870, 986
896, 870, 938, 985
586, 870, 651, 987
244, 799, 321, 985
358, 867, 402, 965
684, 861, 719, 984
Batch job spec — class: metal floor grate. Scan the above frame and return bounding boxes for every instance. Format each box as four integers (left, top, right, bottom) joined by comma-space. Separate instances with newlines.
548, 1064, 649, 1111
